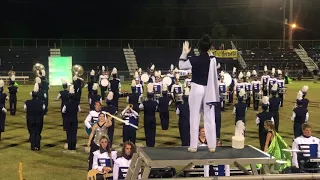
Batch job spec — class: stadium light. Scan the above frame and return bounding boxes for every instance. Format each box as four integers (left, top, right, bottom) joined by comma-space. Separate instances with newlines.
291, 23, 297, 29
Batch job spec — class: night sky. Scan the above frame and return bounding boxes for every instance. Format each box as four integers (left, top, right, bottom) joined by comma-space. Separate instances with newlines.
1, 0, 320, 39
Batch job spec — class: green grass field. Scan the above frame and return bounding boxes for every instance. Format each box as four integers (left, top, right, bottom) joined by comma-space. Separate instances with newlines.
1, 81, 320, 180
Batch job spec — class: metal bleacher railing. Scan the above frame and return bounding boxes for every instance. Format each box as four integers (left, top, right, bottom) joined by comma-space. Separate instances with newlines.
1, 38, 320, 49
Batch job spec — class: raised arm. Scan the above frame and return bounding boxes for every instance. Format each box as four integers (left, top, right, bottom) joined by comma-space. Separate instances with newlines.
179, 41, 192, 70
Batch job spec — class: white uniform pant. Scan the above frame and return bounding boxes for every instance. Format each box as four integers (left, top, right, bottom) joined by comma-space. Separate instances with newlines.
189, 82, 217, 149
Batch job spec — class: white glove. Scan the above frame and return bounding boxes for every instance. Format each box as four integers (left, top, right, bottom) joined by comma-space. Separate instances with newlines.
180, 41, 191, 59
44, 93, 47, 99
217, 63, 221, 69
2, 107, 7, 113
125, 121, 129, 126
84, 84, 88, 88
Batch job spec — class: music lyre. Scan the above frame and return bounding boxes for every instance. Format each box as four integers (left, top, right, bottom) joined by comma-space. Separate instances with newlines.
18, 162, 23, 180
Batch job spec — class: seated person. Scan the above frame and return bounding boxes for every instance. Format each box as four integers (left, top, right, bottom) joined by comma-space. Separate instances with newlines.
292, 124, 320, 172
113, 141, 141, 180
90, 136, 117, 180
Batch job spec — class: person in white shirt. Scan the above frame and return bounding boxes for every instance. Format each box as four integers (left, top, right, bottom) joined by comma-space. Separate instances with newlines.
184, 73, 192, 89
171, 77, 183, 109
292, 124, 320, 171
261, 66, 270, 96
84, 101, 103, 136
99, 66, 109, 100
113, 141, 141, 180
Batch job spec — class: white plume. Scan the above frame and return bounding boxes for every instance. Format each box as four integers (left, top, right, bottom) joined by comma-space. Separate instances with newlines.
271, 84, 278, 91
155, 71, 161, 77
0, 80, 4, 88
220, 71, 225, 77
134, 71, 139, 78
173, 67, 179, 73
41, 70, 46, 76
175, 73, 180, 80
138, 68, 142, 74
239, 88, 245, 97
162, 85, 168, 91
10, 75, 15, 81
238, 72, 244, 79
271, 68, 275, 74
264, 65, 268, 72
246, 71, 251, 77
107, 91, 114, 100
150, 64, 155, 70
277, 69, 282, 75
262, 96, 269, 104
301, 85, 309, 93
297, 91, 303, 100
233, 67, 237, 73
35, 77, 41, 84
61, 78, 67, 84
92, 83, 99, 91
112, 67, 117, 75
147, 83, 154, 93
33, 83, 39, 92
69, 85, 75, 94
170, 64, 174, 71
102, 66, 105, 71
131, 80, 136, 87
90, 70, 95, 76
184, 87, 190, 96
252, 70, 257, 76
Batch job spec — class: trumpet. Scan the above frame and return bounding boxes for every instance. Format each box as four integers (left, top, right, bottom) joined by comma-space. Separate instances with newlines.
127, 104, 133, 109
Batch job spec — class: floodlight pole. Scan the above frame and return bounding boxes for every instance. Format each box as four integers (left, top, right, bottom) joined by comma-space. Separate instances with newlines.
288, 0, 293, 49
282, 1, 286, 49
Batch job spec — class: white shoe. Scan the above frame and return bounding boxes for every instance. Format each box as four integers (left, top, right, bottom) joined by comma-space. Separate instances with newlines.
208, 148, 216, 153
188, 147, 197, 153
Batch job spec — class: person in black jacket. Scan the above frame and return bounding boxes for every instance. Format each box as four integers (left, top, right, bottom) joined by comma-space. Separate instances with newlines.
101, 92, 117, 148
158, 86, 172, 130
126, 80, 140, 113
57, 79, 69, 130
8, 76, 18, 115
0, 80, 8, 108
109, 68, 121, 111
256, 96, 274, 150
62, 85, 81, 151
269, 84, 281, 132
24, 83, 45, 151
233, 89, 247, 125
39, 70, 50, 115
176, 90, 190, 146
292, 91, 309, 138
139, 85, 158, 147
89, 83, 102, 111
86, 70, 96, 99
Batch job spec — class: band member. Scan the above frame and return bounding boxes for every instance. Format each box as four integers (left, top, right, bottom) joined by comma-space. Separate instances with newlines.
269, 84, 281, 132
127, 80, 140, 113
218, 72, 227, 111
25, 83, 45, 150
85, 101, 102, 135
268, 68, 277, 96
103, 92, 117, 147
228, 67, 237, 104
251, 70, 261, 111
121, 104, 139, 144
234, 72, 244, 99
0, 80, 8, 108
158, 85, 172, 130
109, 67, 121, 110
87, 113, 112, 170
134, 78, 143, 104
184, 73, 192, 89
113, 142, 140, 180
167, 65, 175, 91
153, 71, 162, 101
89, 83, 102, 111
261, 65, 270, 96
0, 104, 6, 140
39, 70, 49, 114
148, 64, 156, 83
244, 72, 252, 108
8, 76, 18, 115
233, 89, 247, 125
171, 74, 183, 109
301, 85, 309, 109
99, 66, 109, 100
176, 88, 190, 146
139, 84, 158, 147
179, 35, 220, 153
91, 136, 117, 176
292, 91, 309, 138
57, 79, 69, 130
62, 85, 81, 151
73, 75, 84, 103
277, 70, 285, 107
292, 124, 320, 169
257, 96, 274, 150
85, 70, 96, 99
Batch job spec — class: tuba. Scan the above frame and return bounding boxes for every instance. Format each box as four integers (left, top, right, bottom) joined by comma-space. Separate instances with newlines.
72, 64, 84, 76
32, 63, 45, 77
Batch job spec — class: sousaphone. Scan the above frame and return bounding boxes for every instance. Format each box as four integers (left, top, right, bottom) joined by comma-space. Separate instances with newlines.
32, 63, 45, 77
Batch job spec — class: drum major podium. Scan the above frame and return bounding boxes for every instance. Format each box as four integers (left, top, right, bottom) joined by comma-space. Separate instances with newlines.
125, 145, 276, 179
